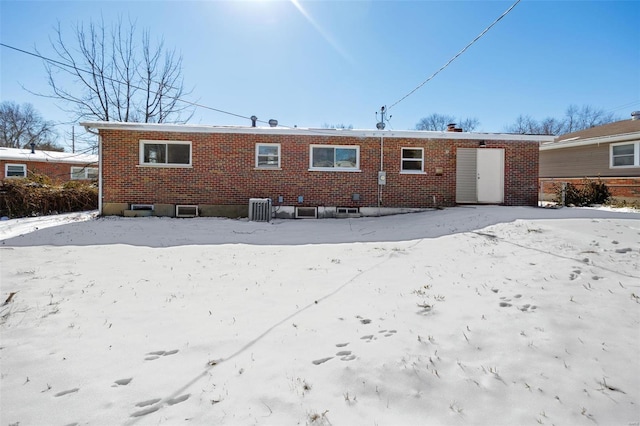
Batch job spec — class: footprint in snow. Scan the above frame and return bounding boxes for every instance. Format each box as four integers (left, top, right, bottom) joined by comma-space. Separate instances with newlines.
130, 395, 190, 418
55, 388, 79, 397
615, 247, 633, 254
312, 357, 333, 365
167, 394, 190, 406
136, 398, 161, 407
145, 349, 179, 360
519, 304, 537, 312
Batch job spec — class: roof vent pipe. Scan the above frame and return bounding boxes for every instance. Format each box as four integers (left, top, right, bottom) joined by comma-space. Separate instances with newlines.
268, 119, 278, 127
250, 115, 258, 127
632, 111, 640, 121
30, 142, 36, 154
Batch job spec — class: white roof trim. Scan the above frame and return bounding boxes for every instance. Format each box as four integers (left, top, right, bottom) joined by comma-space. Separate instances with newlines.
0, 147, 98, 164
80, 121, 555, 142
541, 131, 640, 150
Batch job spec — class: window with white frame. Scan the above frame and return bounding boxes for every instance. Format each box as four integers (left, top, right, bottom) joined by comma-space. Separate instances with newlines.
71, 166, 98, 180
255, 143, 281, 168
611, 142, 639, 167
140, 140, 191, 166
5, 163, 26, 178
401, 147, 424, 173
310, 145, 359, 171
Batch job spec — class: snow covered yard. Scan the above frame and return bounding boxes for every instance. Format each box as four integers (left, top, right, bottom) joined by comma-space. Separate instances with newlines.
1, 206, 639, 425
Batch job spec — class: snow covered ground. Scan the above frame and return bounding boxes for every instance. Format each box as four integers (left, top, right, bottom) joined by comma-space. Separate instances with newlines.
1, 206, 639, 425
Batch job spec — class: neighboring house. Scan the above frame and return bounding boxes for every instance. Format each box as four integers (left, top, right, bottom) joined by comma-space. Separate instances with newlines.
81, 121, 554, 219
539, 113, 640, 203
0, 147, 98, 183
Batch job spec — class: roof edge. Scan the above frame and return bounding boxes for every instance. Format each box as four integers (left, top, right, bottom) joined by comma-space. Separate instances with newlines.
540, 131, 640, 150
80, 121, 555, 142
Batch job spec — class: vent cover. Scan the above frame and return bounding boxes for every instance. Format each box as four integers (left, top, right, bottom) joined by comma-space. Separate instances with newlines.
249, 198, 272, 222
130, 204, 154, 211
176, 205, 198, 218
295, 206, 317, 219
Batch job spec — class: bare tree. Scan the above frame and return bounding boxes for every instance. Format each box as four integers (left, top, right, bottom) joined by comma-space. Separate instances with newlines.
505, 114, 562, 135
39, 17, 192, 124
563, 104, 617, 134
0, 102, 61, 150
505, 105, 619, 135
415, 113, 479, 131
322, 123, 354, 130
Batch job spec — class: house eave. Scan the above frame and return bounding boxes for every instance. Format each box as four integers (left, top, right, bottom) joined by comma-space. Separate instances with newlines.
540, 131, 640, 151
80, 121, 555, 142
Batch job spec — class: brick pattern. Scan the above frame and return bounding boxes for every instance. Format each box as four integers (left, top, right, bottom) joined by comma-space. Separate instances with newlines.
0, 160, 94, 183
100, 130, 540, 209
540, 177, 640, 201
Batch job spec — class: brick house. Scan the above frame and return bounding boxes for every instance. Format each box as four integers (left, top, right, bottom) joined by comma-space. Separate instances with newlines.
81, 121, 553, 218
540, 114, 640, 203
0, 147, 98, 183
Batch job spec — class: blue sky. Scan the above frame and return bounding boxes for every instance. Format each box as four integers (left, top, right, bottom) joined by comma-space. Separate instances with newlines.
1, 0, 639, 150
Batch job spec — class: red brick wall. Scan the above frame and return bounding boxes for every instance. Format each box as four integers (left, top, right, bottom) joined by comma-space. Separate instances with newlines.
540, 177, 640, 201
100, 129, 540, 209
0, 160, 93, 183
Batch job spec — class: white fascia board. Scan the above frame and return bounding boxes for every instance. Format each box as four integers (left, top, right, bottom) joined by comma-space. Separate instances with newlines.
80, 121, 555, 143
540, 132, 640, 150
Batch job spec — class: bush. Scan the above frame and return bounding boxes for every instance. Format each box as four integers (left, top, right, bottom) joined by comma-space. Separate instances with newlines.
553, 178, 611, 207
0, 178, 98, 218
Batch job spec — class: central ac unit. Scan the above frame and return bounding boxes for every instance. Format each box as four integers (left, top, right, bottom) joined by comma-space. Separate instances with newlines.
249, 198, 272, 222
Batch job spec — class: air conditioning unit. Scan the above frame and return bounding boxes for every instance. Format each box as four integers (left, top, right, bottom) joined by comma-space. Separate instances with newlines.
249, 198, 272, 222
176, 205, 198, 218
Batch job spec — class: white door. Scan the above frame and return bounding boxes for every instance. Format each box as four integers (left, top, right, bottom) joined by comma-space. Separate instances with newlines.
477, 149, 504, 203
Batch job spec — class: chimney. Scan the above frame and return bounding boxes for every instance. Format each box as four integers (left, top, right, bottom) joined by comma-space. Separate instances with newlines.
632, 111, 640, 121
250, 115, 258, 127
447, 123, 456, 132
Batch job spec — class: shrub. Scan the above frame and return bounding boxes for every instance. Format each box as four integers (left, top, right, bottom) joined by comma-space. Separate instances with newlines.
0, 178, 98, 218
553, 178, 611, 207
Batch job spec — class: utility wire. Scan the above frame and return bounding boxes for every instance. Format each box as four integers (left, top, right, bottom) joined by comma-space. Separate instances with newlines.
1, 42, 347, 136
387, 0, 521, 111
0, 42, 251, 123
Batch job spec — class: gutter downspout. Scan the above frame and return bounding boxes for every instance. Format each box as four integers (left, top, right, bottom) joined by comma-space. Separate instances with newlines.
379, 134, 384, 215
83, 126, 102, 215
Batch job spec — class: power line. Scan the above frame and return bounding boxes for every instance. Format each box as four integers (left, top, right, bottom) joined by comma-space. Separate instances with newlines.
1, 42, 350, 136
387, 0, 521, 111
0, 42, 252, 123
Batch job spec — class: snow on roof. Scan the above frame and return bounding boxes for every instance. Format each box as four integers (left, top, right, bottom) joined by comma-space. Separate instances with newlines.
0, 147, 98, 164
80, 121, 556, 143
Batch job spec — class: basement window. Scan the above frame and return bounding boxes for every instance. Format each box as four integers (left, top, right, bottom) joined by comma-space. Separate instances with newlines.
140, 140, 191, 166
310, 145, 360, 171
5, 163, 26, 178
